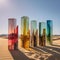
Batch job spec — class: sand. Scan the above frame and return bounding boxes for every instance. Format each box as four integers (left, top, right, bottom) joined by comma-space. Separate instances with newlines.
0, 36, 60, 60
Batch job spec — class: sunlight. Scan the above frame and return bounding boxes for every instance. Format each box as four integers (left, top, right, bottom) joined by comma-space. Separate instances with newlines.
0, 0, 8, 6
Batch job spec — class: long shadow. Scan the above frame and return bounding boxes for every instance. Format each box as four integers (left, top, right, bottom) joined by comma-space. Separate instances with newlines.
31, 47, 47, 54
45, 46, 60, 53
51, 44, 60, 47
53, 38, 60, 41
9, 49, 30, 60
37, 46, 60, 60
37, 46, 60, 55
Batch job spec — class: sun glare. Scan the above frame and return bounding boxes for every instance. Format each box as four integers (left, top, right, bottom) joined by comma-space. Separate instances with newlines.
0, 0, 6, 4
0, 0, 8, 6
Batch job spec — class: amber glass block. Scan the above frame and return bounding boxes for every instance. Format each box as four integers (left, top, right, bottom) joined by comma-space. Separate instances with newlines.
21, 16, 30, 49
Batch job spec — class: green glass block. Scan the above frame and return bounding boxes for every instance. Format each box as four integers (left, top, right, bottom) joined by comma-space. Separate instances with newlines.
39, 22, 46, 46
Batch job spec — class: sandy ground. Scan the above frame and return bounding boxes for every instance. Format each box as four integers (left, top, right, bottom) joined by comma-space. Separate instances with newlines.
0, 38, 13, 60
0, 36, 60, 60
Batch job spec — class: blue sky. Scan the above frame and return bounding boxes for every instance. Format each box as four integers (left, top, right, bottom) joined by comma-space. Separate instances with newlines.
0, 0, 60, 35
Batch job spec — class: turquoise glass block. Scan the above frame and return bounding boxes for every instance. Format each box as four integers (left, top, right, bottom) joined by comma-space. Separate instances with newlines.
47, 20, 53, 45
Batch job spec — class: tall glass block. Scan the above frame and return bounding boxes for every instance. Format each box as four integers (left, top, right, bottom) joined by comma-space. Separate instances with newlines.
31, 20, 37, 47
46, 20, 53, 45
20, 16, 30, 49
8, 18, 18, 50
39, 22, 46, 46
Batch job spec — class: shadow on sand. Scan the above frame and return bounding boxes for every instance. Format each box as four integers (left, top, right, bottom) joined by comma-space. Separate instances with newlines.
36, 46, 60, 60
9, 49, 30, 60
51, 44, 60, 47
45, 45, 60, 52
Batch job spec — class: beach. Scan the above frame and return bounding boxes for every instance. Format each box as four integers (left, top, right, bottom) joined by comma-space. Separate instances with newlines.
0, 36, 60, 60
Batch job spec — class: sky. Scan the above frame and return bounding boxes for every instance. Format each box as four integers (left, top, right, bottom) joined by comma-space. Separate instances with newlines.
0, 0, 60, 35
